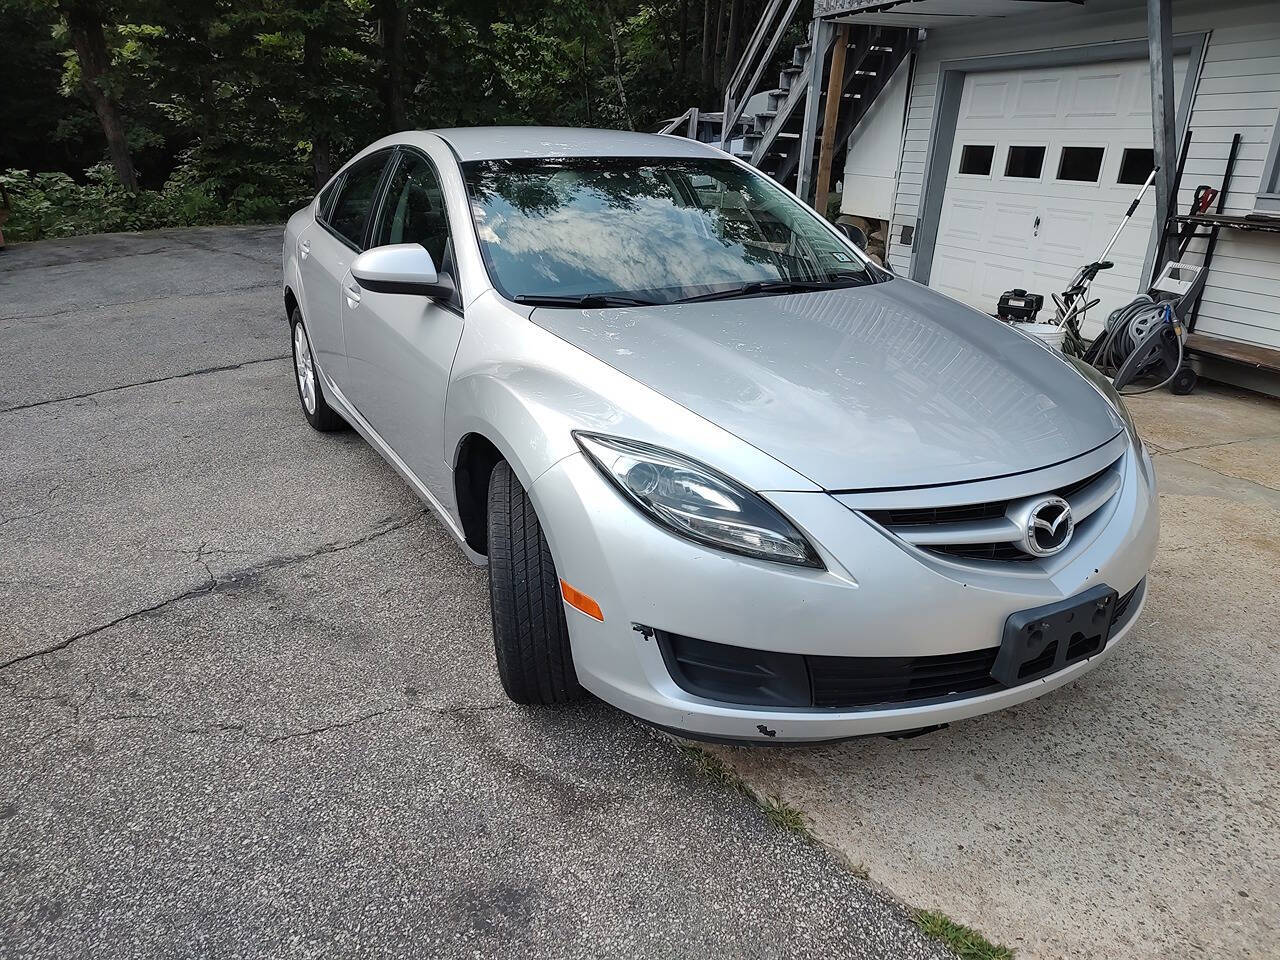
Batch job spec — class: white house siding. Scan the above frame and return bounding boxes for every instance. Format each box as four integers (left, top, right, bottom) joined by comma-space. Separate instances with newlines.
886, 0, 1280, 350
1181, 14, 1280, 348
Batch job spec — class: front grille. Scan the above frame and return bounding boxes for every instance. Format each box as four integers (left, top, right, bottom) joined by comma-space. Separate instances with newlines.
1056, 465, 1111, 500
931, 542, 1033, 563
870, 500, 1007, 527
862, 456, 1121, 564
655, 578, 1144, 712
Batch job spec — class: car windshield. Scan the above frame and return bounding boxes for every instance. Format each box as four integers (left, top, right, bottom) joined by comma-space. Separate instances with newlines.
461, 156, 885, 305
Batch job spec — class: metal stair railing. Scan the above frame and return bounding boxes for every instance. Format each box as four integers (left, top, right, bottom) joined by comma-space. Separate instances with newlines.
746, 23, 829, 168
720, 0, 804, 149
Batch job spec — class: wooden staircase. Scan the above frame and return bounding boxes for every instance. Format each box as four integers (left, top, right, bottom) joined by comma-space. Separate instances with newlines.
659, 15, 913, 204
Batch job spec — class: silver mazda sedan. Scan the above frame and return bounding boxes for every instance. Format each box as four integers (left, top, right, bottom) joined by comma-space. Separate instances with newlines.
283, 127, 1157, 743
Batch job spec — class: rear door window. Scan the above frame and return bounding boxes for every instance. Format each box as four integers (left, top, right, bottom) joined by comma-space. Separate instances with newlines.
327, 151, 391, 248
317, 178, 341, 221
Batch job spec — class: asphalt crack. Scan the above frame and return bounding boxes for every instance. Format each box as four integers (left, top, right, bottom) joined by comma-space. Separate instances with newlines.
0, 511, 427, 674
0, 354, 290, 415
265, 706, 416, 743
68, 701, 510, 744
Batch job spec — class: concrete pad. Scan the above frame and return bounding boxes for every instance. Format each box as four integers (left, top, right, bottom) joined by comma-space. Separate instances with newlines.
1125, 382, 1280, 452
1171, 435, 1280, 493
710, 404, 1280, 960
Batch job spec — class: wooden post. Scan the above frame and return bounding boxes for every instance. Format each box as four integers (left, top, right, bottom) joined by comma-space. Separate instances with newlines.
814, 22, 851, 217
1148, 0, 1177, 266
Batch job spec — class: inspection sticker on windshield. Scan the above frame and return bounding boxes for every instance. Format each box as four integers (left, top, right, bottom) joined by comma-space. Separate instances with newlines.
830, 251, 854, 262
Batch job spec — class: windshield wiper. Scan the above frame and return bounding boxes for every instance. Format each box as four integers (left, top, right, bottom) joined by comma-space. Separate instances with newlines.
668, 276, 869, 304
512, 293, 659, 308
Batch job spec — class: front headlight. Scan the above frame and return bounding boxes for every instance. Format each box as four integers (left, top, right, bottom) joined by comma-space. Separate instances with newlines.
574, 433, 823, 568
1067, 356, 1142, 449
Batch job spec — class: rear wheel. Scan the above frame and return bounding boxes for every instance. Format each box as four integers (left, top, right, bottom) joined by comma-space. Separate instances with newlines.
289, 308, 345, 432
486, 460, 583, 704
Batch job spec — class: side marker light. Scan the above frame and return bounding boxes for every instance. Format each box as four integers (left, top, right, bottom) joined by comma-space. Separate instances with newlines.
560, 579, 604, 622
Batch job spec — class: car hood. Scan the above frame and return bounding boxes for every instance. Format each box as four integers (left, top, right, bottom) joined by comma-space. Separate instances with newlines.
530, 280, 1124, 491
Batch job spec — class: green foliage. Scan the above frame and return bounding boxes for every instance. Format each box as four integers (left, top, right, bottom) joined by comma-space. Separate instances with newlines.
0, 161, 288, 242
2, 0, 746, 241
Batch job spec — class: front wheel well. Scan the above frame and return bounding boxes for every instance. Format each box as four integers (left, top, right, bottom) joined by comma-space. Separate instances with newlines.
454, 433, 504, 555
284, 286, 299, 322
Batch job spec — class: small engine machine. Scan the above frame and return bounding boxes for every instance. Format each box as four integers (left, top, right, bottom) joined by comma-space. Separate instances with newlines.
996, 288, 1044, 324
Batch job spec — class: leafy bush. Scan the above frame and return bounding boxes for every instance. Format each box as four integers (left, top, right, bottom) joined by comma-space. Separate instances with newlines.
0, 160, 301, 242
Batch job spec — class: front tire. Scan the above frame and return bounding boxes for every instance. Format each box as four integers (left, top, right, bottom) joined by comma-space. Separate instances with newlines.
486, 460, 583, 704
289, 308, 346, 432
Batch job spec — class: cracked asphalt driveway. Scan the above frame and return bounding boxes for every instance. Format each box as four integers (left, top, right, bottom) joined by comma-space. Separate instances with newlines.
0, 227, 953, 960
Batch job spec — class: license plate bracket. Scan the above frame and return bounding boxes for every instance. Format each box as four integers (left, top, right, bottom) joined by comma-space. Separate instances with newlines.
992, 584, 1119, 687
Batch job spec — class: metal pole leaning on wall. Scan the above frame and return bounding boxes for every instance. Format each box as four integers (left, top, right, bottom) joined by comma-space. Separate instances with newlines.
1148, 0, 1178, 266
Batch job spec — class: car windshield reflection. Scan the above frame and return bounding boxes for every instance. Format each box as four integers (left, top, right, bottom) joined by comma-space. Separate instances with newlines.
462, 156, 885, 306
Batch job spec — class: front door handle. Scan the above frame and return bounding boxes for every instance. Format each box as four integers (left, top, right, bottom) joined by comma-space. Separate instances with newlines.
299, 239, 311, 259
344, 282, 361, 308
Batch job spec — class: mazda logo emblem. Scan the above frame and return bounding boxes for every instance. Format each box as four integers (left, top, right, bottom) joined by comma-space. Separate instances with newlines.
1020, 496, 1074, 557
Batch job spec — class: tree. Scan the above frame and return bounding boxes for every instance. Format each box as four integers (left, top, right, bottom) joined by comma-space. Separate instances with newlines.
375, 0, 410, 132
0, 0, 725, 239
58, 0, 138, 190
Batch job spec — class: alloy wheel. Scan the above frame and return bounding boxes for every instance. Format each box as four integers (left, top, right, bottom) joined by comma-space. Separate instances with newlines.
293, 323, 317, 415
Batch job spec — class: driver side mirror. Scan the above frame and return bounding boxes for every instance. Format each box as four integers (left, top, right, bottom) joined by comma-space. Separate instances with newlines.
351, 243, 454, 300
834, 221, 868, 250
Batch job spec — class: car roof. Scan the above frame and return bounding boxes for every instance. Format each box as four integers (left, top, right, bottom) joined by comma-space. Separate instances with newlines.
417, 126, 727, 162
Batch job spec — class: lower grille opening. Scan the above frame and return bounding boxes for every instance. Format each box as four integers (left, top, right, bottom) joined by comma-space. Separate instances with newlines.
656, 631, 1002, 710
654, 579, 1145, 711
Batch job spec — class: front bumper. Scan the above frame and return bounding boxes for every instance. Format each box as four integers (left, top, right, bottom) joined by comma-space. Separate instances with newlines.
530, 443, 1159, 744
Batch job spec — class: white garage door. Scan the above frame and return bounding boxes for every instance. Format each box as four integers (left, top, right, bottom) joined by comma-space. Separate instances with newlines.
930, 57, 1188, 335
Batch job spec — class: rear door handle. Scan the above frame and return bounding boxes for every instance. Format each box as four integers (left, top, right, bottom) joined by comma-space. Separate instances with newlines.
299, 239, 311, 259
344, 282, 361, 308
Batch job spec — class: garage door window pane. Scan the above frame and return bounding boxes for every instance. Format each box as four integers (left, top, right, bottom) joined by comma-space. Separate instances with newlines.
1057, 146, 1105, 182
1005, 146, 1045, 179
1118, 148, 1156, 185
959, 144, 995, 175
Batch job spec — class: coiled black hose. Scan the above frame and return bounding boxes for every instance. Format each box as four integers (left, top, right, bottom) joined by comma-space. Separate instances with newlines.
1090, 298, 1184, 395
